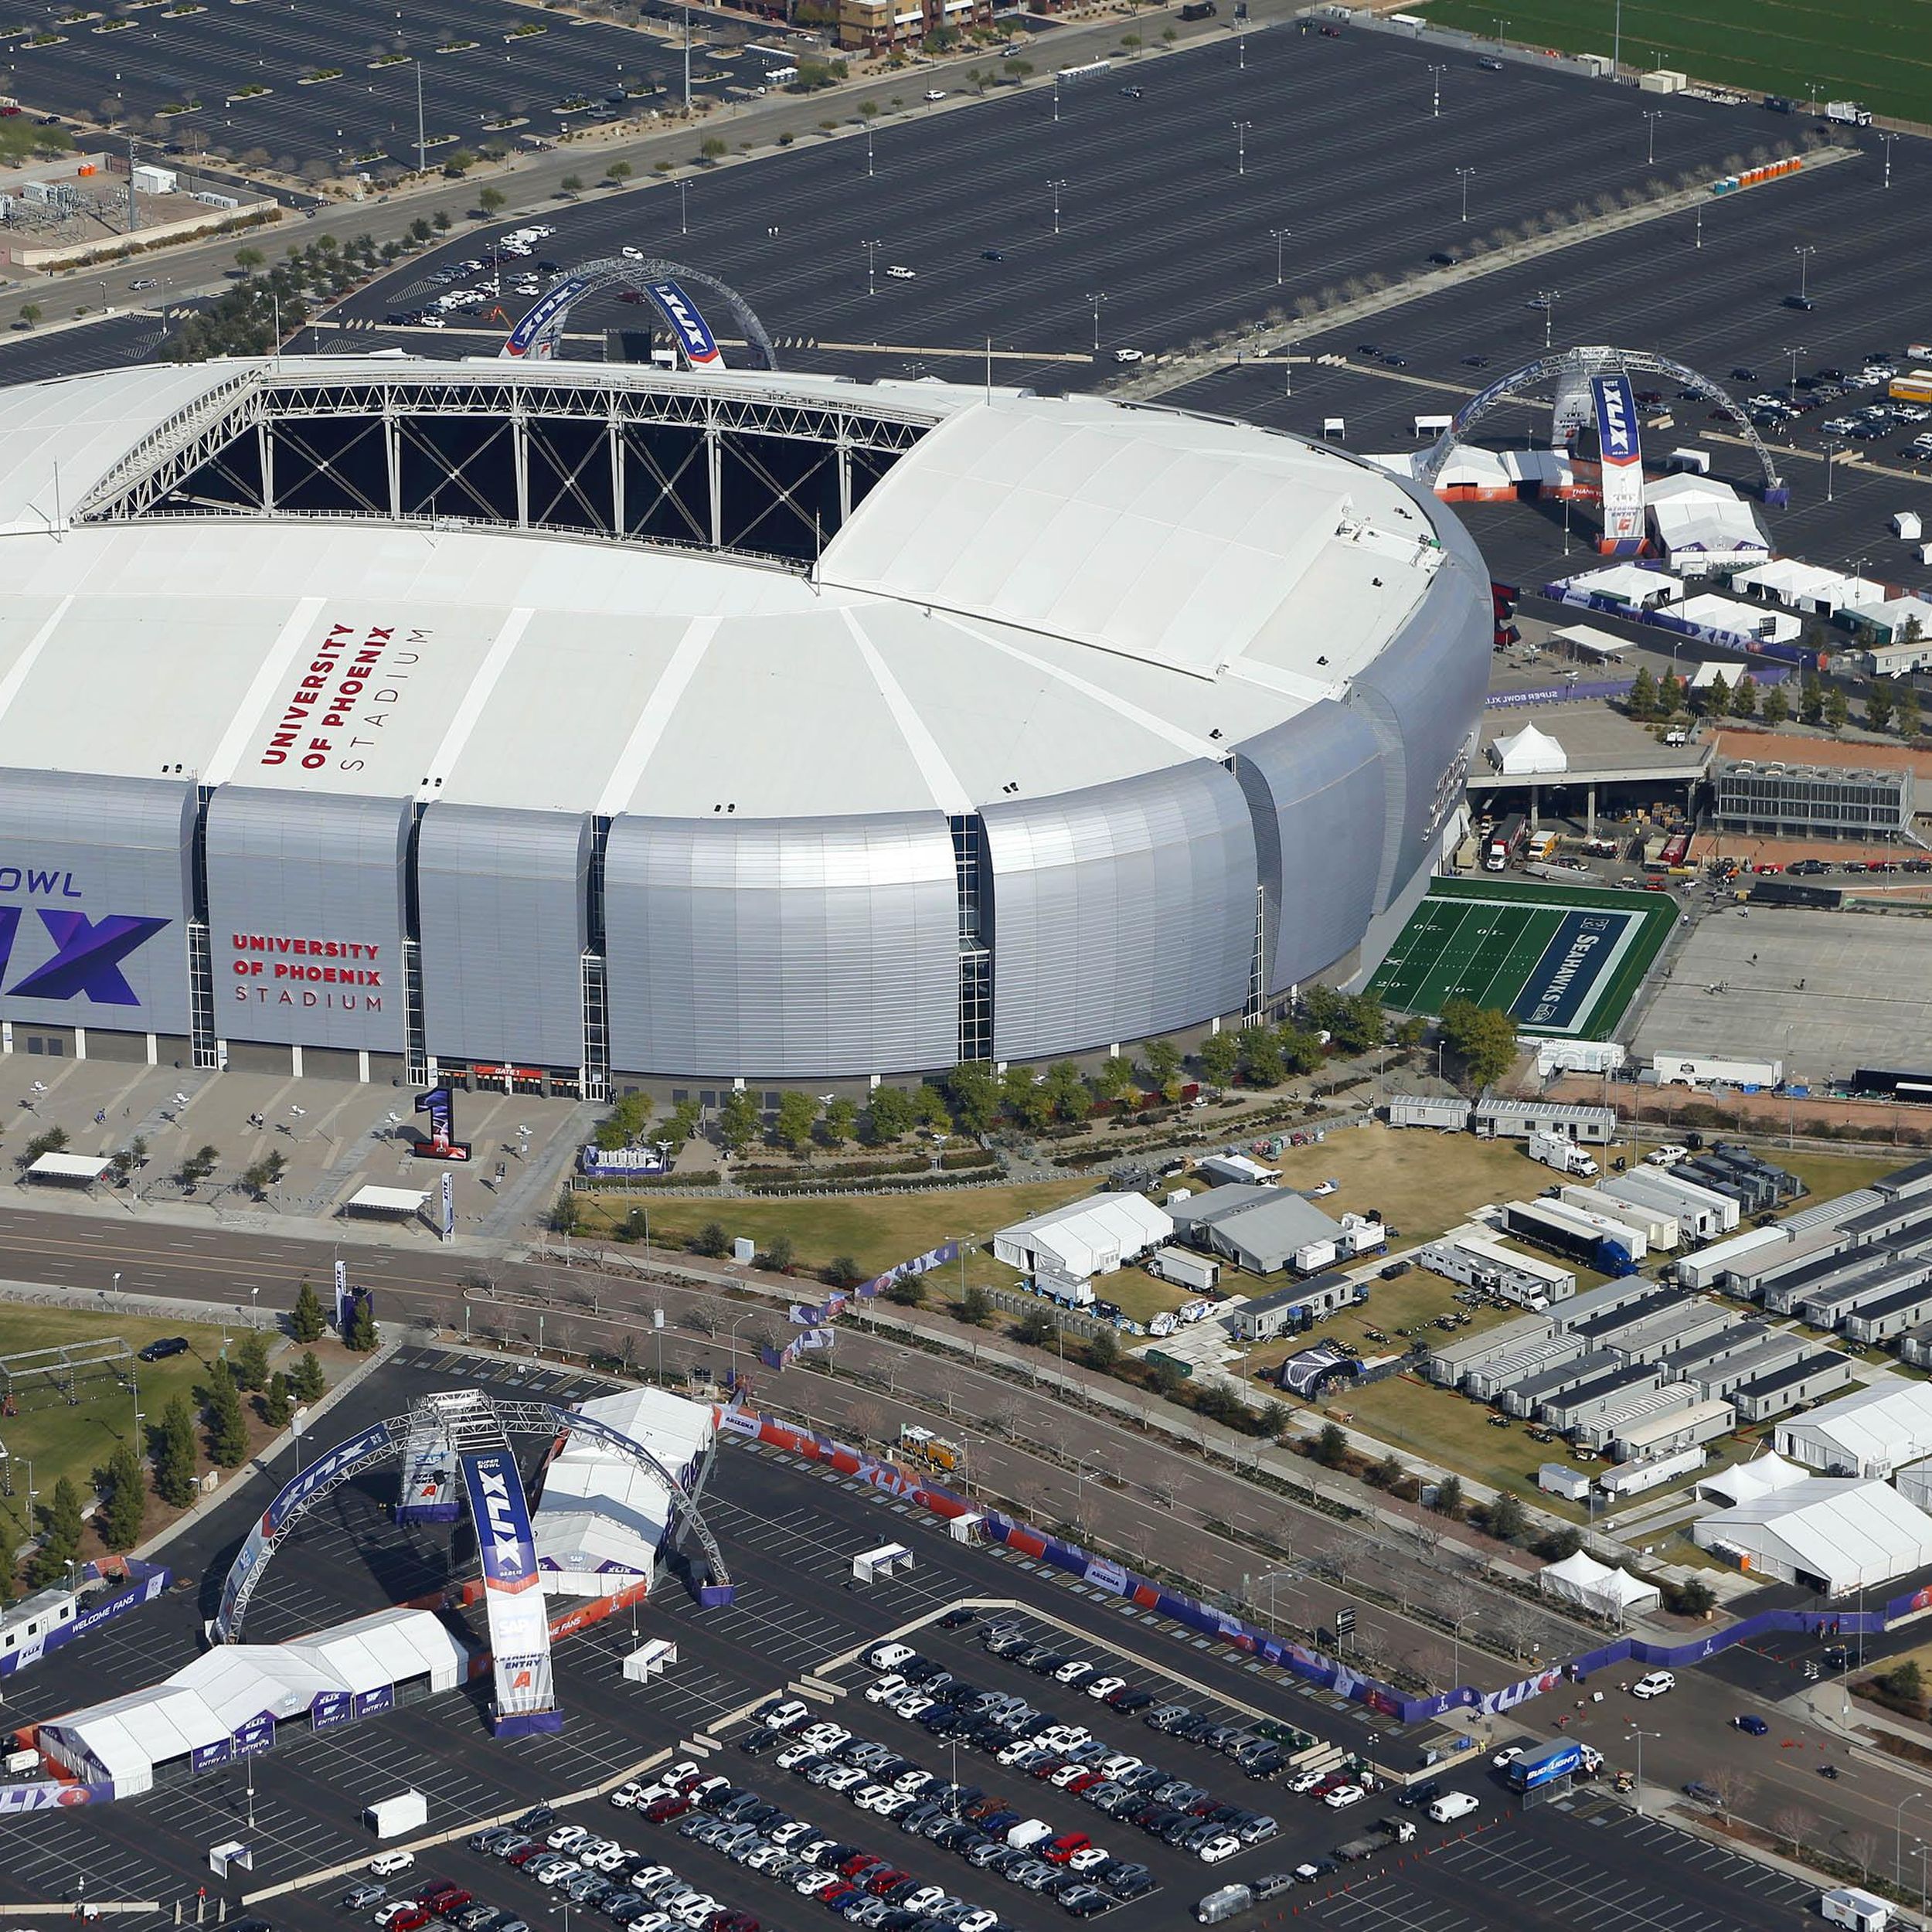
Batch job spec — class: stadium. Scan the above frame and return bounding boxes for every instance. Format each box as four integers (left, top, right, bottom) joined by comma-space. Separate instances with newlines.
0, 352, 1489, 1094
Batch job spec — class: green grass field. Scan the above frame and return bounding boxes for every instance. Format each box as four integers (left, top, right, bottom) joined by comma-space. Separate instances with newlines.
1417, 0, 1932, 126
1371, 876, 1675, 1039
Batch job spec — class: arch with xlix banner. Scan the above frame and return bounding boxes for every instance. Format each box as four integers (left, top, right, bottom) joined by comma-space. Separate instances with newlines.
501, 257, 779, 369
1414, 345, 1788, 508
213, 1393, 734, 1730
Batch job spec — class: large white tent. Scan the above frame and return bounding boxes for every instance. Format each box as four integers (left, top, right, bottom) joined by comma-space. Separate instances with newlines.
1695, 1477, 1932, 1594
532, 1386, 716, 1598
39, 1607, 466, 1794
1696, 1450, 1808, 1509
993, 1194, 1172, 1285
1489, 723, 1569, 777
1536, 1548, 1662, 1621
1776, 1380, 1932, 1479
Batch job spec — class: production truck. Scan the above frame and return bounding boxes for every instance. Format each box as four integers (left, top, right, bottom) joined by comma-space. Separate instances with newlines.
899, 1423, 962, 1472
1507, 1740, 1602, 1793
1485, 814, 1526, 871
1651, 1054, 1782, 1091
1529, 1130, 1599, 1179
1335, 1818, 1417, 1862
1149, 1247, 1221, 1294
1825, 100, 1872, 124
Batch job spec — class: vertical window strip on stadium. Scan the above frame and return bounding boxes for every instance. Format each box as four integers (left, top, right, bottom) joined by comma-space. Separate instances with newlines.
952, 814, 993, 1064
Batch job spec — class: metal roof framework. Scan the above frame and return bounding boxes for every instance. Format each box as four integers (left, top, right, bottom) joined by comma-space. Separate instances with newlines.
73, 366, 939, 566
216, 1390, 733, 1643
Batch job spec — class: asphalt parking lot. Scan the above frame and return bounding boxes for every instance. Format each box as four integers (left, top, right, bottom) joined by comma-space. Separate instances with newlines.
329, 26, 1782, 396
0, 0, 726, 172
1165, 127, 1932, 583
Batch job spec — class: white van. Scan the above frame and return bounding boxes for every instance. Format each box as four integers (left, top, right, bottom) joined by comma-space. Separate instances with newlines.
1427, 1791, 1479, 1824
1006, 1819, 1054, 1850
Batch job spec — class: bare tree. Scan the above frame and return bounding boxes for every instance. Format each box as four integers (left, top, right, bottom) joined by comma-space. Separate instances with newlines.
1702, 1767, 1754, 1821
1843, 1829, 1881, 1882
1498, 1603, 1544, 1661
1772, 1807, 1815, 1858
847, 1400, 885, 1446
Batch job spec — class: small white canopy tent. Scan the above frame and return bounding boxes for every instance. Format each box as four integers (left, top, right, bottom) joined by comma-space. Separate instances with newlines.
1536, 1548, 1662, 1621
1696, 1449, 1807, 1509
1489, 723, 1569, 777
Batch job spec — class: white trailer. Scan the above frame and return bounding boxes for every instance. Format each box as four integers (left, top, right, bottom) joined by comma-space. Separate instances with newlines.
1560, 1185, 1679, 1251
1651, 1054, 1782, 1090
1601, 1168, 1726, 1243
1596, 1440, 1706, 1498
1151, 1247, 1220, 1294
364, 1791, 427, 1838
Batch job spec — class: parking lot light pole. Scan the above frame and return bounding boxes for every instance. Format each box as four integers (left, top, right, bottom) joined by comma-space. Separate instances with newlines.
1881, 131, 1897, 187
862, 237, 882, 297
1232, 120, 1252, 177
1783, 345, 1804, 404
1896, 1791, 1924, 1893
676, 179, 688, 234
1456, 165, 1476, 222
1427, 64, 1446, 115
1537, 287, 1559, 347
1270, 226, 1290, 284
1824, 435, 1842, 501
1642, 108, 1662, 164
1794, 243, 1815, 301
865, 124, 873, 175
1627, 1726, 1659, 1817
1087, 291, 1106, 353
1048, 178, 1066, 236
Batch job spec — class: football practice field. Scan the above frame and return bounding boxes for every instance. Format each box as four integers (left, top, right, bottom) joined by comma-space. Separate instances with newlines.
1370, 877, 1676, 1039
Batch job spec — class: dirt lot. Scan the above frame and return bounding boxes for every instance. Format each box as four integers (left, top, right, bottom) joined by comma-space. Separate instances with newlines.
1244, 1121, 1633, 1245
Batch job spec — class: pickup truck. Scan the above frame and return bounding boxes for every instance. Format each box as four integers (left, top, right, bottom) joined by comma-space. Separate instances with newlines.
1334, 1819, 1416, 1862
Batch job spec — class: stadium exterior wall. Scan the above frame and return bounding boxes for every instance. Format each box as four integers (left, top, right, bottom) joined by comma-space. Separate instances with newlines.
981, 764, 1257, 1064
417, 804, 591, 1073
603, 812, 960, 1080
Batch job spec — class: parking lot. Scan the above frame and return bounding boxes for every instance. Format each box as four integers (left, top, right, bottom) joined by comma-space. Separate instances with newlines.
328, 25, 1784, 397
0, 0, 726, 174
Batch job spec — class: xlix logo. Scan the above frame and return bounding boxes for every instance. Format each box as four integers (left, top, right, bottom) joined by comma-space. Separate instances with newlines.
0, 908, 168, 1005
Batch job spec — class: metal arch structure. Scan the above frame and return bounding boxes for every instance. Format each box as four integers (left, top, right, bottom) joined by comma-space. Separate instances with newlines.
1415, 345, 1789, 504
214, 1393, 733, 1646
501, 257, 780, 371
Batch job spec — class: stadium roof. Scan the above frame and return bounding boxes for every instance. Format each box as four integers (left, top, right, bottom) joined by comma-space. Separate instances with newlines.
0, 360, 1452, 821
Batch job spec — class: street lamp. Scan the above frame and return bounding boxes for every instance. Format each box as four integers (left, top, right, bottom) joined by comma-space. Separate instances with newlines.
1783, 343, 1805, 404
1824, 434, 1842, 501
865, 124, 873, 175
1249, 1565, 1308, 1634
1536, 287, 1560, 348
1048, 178, 1066, 236
1627, 1725, 1659, 1817
1793, 243, 1815, 301
1270, 226, 1290, 285
1086, 290, 1107, 354
1880, 131, 1896, 188
1073, 1453, 1105, 1529
1492, 15, 1508, 43
1642, 108, 1662, 164
1896, 1791, 1925, 1894
675, 179, 688, 235
726, 1314, 756, 1384
1427, 63, 1446, 115
862, 236, 882, 297
1456, 165, 1476, 222
1231, 119, 1253, 177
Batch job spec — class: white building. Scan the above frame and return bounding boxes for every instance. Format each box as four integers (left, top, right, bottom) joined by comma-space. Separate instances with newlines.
1775, 1379, 1932, 1479
1694, 1477, 1932, 1594
992, 1193, 1172, 1286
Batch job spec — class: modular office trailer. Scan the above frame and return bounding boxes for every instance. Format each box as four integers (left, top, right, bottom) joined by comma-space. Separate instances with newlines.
1418, 1234, 1577, 1307
1575, 1381, 1699, 1455
1464, 1334, 1588, 1404
1560, 1185, 1679, 1251
1600, 1167, 1736, 1241
1608, 1394, 1736, 1462
1732, 1349, 1857, 1423
1423, 1313, 1556, 1388
1499, 1348, 1621, 1418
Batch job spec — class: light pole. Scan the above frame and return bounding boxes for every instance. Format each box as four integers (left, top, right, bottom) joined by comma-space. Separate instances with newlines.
1086, 290, 1106, 354
675, 179, 688, 234
1896, 1790, 1925, 1895
1250, 1565, 1308, 1634
1824, 434, 1842, 501
681, 1, 690, 115
1456, 165, 1476, 222
1270, 226, 1290, 285
1784, 344, 1805, 403
1537, 287, 1559, 348
1794, 243, 1815, 301
1881, 131, 1896, 188
1282, 336, 1294, 397
1074, 1453, 1104, 1529
865, 124, 872, 175
862, 236, 882, 297
1492, 14, 1507, 42
1052, 79, 1059, 122
1427, 63, 1446, 115
1232, 119, 1252, 177
1695, 199, 1702, 248
1628, 1725, 1659, 1816
1048, 177, 1066, 236
1642, 108, 1662, 164
1612, 0, 1621, 75
726, 1314, 755, 1384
